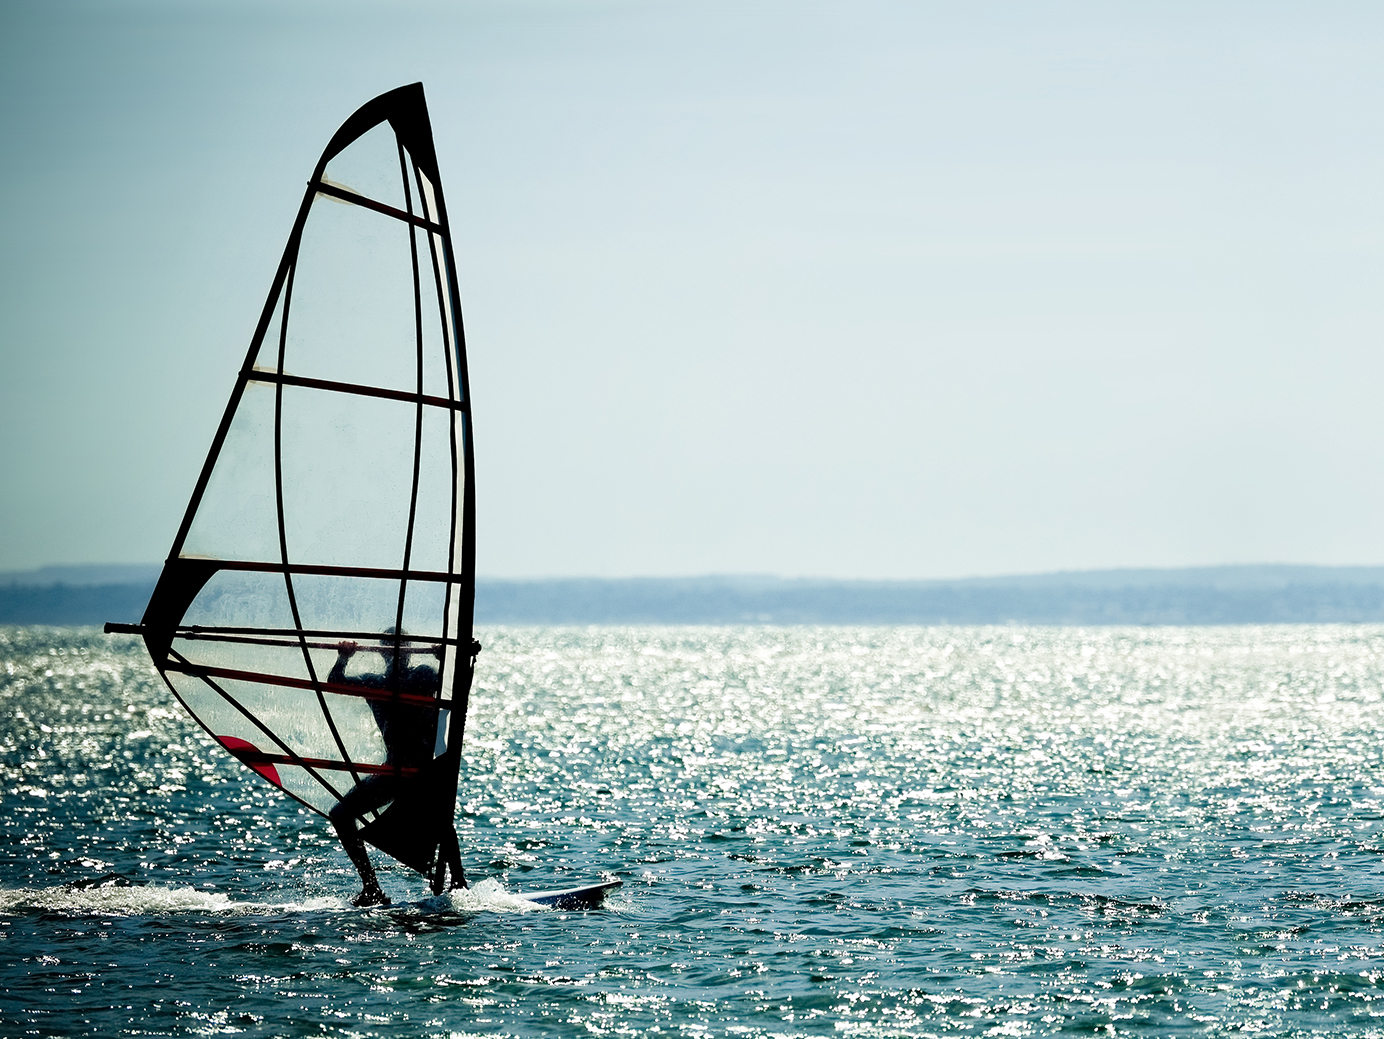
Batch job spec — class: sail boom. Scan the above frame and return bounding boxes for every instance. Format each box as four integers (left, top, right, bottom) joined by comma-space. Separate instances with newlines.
176, 625, 473, 649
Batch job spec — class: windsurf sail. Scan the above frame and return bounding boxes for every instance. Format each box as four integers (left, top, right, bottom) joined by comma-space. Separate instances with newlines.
106, 84, 476, 881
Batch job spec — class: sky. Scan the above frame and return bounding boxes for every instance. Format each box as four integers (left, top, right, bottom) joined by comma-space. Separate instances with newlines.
2, 0, 1383, 580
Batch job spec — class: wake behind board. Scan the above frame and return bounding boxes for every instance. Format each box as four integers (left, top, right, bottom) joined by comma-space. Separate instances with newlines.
521, 879, 622, 910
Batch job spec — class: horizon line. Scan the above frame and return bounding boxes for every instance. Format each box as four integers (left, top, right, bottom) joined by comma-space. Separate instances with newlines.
8, 561, 1384, 586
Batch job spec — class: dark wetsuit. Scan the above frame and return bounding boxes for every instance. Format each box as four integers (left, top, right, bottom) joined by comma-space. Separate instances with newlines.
328, 655, 439, 829
327, 645, 463, 898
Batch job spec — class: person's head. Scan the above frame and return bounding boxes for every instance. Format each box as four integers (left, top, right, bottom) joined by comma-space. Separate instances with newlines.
377, 626, 443, 670
377, 626, 410, 667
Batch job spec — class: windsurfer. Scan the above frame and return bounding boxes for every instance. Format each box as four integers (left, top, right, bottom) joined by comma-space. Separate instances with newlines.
327, 630, 465, 906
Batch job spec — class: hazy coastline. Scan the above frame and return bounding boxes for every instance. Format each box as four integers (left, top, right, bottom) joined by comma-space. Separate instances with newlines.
8, 564, 1384, 626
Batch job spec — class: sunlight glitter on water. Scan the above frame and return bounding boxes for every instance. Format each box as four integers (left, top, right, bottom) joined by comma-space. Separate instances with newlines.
6, 625, 1384, 1036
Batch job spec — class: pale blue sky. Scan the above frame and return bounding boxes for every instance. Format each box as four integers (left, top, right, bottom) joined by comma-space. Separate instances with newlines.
2, 1, 1383, 579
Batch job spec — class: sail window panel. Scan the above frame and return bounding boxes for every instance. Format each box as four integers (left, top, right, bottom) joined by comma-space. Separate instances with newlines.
399, 580, 447, 640
440, 587, 460, 720
405, 405, 456, 575
196, 675, 386, 772
285, 199, 417, 394
414, 228, 451, 400
432, 230, 463, 399
163, 671, 274, 760
451, 409, 468, 566
288, 573, 407, 640
415, 168, 439, 223
322, 123, 407, 212
273, 765, 348, 816
433, 707, 451, 758
278, 387, 414, 569
169, 635, 312, 690
409, 164, 454, 401
181, 384, 280, 562
181, 569, 298, 634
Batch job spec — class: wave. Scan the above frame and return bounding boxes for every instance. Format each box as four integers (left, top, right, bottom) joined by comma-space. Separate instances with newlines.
0, 883, 248, 917
401, 878, 549, 914
0, 876, 554, 918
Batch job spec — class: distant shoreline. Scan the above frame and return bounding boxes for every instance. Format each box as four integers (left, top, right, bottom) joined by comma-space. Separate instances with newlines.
6, 564, 1384, 625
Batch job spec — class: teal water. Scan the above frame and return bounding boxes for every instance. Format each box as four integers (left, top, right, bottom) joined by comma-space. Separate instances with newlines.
5, 624, 1384, 1036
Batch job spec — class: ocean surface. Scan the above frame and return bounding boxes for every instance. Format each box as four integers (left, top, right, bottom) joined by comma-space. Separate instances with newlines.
6, 625, 1384, 1037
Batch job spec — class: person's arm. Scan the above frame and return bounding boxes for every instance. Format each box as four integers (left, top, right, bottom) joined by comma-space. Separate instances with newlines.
329, 640, 358, 684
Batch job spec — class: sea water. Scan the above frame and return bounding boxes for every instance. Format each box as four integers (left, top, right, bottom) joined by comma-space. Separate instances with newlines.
5, 625, 1384, 1037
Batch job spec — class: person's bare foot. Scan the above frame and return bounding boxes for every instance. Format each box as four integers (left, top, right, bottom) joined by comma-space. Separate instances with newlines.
351, 886, 390, 908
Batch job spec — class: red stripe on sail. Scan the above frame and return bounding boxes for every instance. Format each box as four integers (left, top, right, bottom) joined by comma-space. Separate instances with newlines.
218, 736, 282, 785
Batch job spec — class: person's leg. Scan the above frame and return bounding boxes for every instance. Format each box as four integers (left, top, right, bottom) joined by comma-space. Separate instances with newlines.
329, 776, 397, 906
336, 827, 385, 906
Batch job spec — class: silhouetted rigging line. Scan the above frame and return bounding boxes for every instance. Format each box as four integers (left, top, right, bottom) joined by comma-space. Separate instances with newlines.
392, 140, 428, 685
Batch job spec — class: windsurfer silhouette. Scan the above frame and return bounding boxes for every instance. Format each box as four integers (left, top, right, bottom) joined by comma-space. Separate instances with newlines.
328, 629, 466, 906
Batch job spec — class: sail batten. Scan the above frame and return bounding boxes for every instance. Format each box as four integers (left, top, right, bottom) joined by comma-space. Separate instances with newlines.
311, 179, 445, 233
178, 559, 467, 582
133, 84, 475, 881
245, 370, 468, 411
161, 661, 459, 708
223, 751, 424, 777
